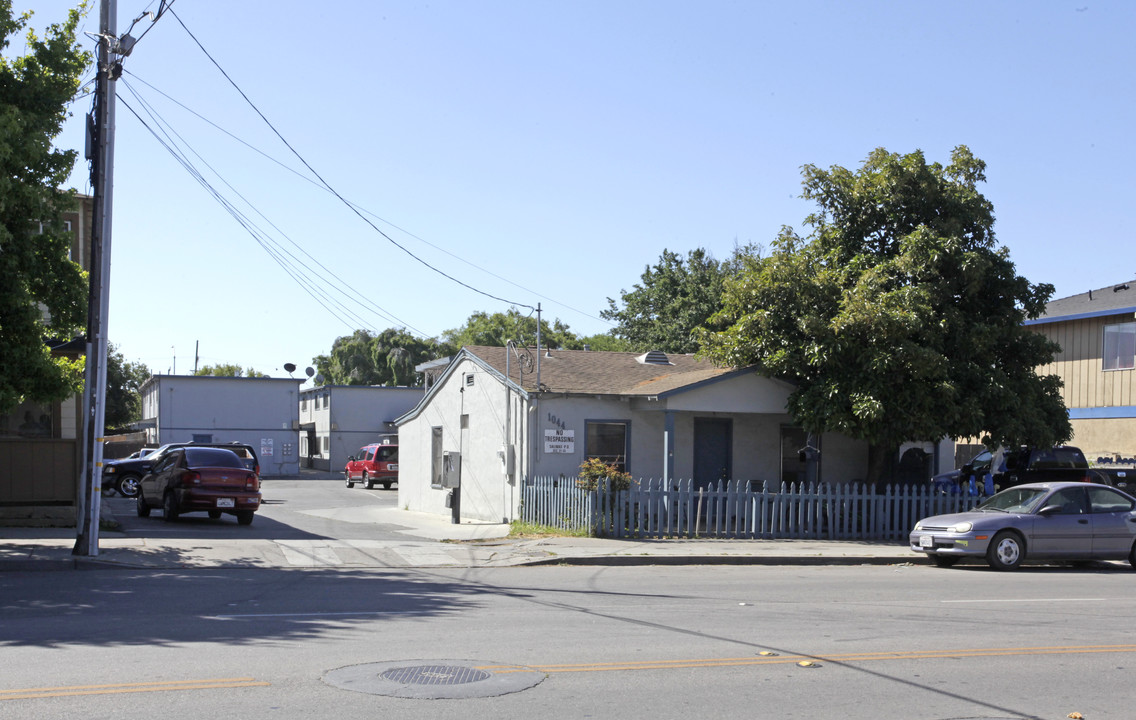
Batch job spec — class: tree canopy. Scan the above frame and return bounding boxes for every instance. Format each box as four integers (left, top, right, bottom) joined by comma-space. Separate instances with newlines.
104, 344, 150, 431
195, 364, 266, 378
603, 247, 754, 354
441, 308, 580, 350
700, 146, 1069, 482
0, 3, 91, 413
314, 328, 446, 387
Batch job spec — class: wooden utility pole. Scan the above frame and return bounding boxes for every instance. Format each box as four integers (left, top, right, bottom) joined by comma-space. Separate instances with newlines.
75, 0, 119, 556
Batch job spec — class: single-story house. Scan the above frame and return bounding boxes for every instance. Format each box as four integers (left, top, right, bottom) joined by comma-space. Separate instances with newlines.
298, 385, 422, 472
395, 345, 871, 523
139, 375, 303, 476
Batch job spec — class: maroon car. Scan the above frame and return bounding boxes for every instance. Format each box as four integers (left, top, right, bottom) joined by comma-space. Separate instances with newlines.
137, 446, 261, 525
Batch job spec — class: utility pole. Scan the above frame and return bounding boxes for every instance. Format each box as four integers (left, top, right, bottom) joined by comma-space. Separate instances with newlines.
74, 0, 119, 556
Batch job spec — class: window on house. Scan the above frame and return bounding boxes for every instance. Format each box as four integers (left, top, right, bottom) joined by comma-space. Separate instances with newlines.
301, 398, 307, 411
431, 426, 444, 488
322, 436, 329, 453
1104, 322, 1136, 370
585, 421, 629, 473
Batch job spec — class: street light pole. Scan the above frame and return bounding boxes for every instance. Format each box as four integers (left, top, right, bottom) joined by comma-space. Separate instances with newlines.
75, 0, 118, 556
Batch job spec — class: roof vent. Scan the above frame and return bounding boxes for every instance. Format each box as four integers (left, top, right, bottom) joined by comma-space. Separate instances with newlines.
636, 350, 672, 365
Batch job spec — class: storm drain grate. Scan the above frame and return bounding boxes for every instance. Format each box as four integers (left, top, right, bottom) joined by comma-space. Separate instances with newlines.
380, 665, 491, 686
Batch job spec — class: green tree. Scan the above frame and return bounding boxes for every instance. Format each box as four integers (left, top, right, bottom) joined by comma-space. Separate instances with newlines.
700, 147, 1069, 484
195, 364, 265, 378
577, 333, 634, 352
442, 308, 581, 350
314, 328, 445, 386
0, 2, 91, 413
602, 247, 754, 354
104, 344, 150, 431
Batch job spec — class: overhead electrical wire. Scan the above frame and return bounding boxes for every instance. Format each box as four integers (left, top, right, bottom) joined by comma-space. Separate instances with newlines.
166, 7, 536, 313
119, 77, 425, 335
117, 87, 427, 337
120, 70, 610, 328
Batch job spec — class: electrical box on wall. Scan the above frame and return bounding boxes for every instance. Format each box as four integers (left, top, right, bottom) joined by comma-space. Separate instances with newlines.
442, 451, 461, 488
497, 444, 515, 475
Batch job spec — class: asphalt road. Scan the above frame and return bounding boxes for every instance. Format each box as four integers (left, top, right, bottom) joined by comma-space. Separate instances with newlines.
104, 475, 412, 541
4, 554, 1136, 717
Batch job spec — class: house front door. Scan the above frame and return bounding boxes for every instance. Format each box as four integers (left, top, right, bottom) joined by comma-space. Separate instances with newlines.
693, 418, 732, 490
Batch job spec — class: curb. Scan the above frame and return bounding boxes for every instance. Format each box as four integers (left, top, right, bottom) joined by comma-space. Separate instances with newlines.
524, 555, 916, 567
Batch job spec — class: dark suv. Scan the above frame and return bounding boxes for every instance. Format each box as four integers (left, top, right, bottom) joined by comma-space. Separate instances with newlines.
103, 441, 259, 498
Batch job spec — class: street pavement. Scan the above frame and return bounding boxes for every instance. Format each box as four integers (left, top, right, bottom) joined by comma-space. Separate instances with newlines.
0, 496, 916, 571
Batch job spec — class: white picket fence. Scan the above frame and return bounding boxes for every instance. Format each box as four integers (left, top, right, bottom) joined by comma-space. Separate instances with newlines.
521, 477, 982, 541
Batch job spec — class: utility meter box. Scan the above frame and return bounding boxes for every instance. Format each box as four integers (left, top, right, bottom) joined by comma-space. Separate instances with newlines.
442, 451, 461, 488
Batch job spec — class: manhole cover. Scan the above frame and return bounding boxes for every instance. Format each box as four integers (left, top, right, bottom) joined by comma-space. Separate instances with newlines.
379, 665, 491, 685
324, 659, 545, 699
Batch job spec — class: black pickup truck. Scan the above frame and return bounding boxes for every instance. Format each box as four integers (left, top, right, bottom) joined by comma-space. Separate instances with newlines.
932, 446, 1095, 495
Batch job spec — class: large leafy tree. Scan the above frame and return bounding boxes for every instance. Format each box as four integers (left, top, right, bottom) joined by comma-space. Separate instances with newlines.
315, 328, 444, 386
104, 344, 150, 431
195, 364, 265, 378
700, 147, 1069, 483
0, 2, 91, 413
603, 247, 754, 354
442, 308, 581, 350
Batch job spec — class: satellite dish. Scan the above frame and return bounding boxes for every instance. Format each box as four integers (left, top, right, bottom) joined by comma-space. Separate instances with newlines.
283, 363, 297, 374
305, 366, 315, 378
315, 374, 325, 385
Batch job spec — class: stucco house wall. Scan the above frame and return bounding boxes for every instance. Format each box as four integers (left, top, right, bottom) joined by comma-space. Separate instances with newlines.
398, 346, 873, 523
140, 375, 302, 476
299, 386, 420, 472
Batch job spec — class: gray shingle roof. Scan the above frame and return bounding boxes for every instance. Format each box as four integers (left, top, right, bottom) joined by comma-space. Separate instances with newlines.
464, 345, 741, 396
1033, 279, 1136, 324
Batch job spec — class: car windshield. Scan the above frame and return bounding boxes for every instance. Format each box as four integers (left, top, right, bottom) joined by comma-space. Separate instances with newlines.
969, 449, 992, 472
976, 486, 1048, 514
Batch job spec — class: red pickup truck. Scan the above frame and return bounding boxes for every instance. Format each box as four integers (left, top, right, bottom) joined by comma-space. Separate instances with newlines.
344, 441, 399, 490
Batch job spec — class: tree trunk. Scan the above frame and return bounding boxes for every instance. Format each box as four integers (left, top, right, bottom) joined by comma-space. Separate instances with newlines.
866, 441, 898, 489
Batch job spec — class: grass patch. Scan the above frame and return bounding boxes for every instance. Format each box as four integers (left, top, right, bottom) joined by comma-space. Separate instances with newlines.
508, 519, 591, 538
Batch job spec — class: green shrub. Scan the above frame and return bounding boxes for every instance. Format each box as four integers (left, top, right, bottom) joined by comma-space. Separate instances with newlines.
576, 458, 633, 492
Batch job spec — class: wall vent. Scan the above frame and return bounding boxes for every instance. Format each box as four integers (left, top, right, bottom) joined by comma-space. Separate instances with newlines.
636, 351, 672, 365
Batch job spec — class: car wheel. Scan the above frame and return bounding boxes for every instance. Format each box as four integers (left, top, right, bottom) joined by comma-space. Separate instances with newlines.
163, 492, 179, 522
1129, 542, 1136, 571
136, 494, 151, 518
208, 510, 222, 519
382, 482, 392, 490
363, 472, 373, 489
236, 511, 254, 526
931, 554, 958, 568
344, 471, 354, 489
986, 531, 1023, 571
117, 474, 142, 499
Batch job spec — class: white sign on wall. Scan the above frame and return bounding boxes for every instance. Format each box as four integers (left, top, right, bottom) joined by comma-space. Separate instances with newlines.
544, 429, 575, 454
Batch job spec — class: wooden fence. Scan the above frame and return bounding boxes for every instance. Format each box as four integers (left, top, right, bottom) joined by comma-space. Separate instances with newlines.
521, 477, 983, 541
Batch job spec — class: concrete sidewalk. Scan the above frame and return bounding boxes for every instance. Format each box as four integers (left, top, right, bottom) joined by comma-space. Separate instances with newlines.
0, 500, 916, 571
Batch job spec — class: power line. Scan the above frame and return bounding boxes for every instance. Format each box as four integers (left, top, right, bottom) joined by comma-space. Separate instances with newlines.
121, 69, 611, 328
167, 6, 534, 312
119, 77, 426, 335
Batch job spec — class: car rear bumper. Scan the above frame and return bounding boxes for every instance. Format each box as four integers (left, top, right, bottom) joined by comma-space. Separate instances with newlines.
175, 489, 261, 513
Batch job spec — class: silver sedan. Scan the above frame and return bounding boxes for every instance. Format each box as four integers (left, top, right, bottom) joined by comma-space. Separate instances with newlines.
909, 481, 1136, 570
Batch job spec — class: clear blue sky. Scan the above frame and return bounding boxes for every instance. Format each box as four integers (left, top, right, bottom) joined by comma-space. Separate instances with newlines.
13, 0, 1136, 380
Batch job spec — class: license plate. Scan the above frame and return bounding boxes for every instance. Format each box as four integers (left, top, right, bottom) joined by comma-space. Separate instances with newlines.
388, 464, 398, 471
919, 535, 933, 548
216, 498, 235, 508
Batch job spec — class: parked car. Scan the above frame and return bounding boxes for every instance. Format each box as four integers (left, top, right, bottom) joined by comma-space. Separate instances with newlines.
136, 446, 261, 525
104, 441, 259, 498
909, 481, 1136, 570
344, 441, 398, 489
931, 446, 1094, 496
